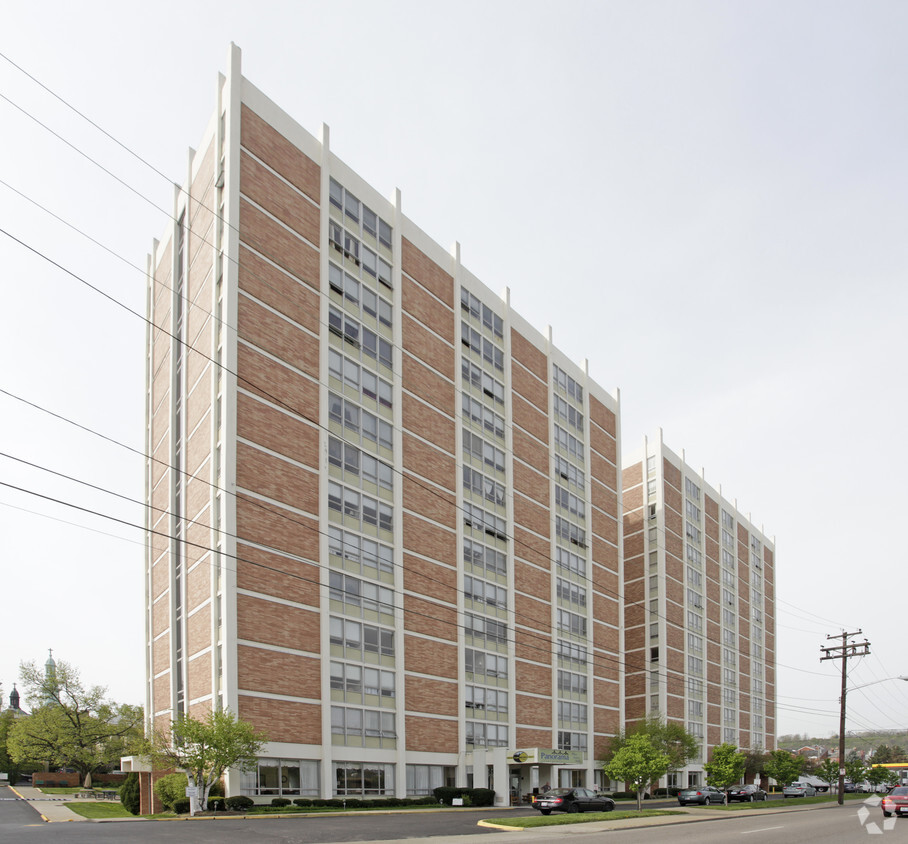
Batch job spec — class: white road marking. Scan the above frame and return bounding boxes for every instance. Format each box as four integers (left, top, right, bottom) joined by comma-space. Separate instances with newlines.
741, 826, 784, 834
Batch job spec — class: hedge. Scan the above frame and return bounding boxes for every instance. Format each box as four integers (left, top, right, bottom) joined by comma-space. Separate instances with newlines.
432, 787, 495, 807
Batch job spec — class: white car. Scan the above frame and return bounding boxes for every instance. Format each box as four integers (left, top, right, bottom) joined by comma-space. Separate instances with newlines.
783, 782, 817, 798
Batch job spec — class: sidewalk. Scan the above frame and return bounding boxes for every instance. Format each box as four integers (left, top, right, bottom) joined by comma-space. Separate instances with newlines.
9, 784, 89, 823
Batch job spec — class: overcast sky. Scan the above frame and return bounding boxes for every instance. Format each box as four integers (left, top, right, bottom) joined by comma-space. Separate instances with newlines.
1, 1, 906, 742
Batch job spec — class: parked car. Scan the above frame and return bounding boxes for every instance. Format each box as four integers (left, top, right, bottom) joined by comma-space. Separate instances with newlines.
783, 782, 817, 798
678, 785, 724, 805
843, 781, 858, 793
882, 786, 908, 818
531, 787, 615, 815
726, 784, 767, 802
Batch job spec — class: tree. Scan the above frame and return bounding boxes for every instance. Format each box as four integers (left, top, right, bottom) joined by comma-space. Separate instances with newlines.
866, 765, 898, 791
744, 747, 769, 781
604, 733, 671, 812
8, 660, 143, 785
816, 758, 840, 790
148, 709, 266, 814
844, 755, 867, 786
704, 743, 747, 802
601, 715, 699, 791
119, 772, 141, 815
874, 744, 908, 764
763, 749, 804, 790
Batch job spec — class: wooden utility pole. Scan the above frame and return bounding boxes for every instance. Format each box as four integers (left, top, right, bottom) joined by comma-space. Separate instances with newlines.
820, 630, 870, 806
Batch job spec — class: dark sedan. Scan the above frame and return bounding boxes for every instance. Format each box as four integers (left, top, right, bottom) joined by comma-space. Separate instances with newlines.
531, 787, 616, 815
726, 784, 767, 802
678, 785, 724, 805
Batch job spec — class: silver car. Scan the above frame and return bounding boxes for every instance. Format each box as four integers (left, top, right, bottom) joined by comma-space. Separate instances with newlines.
783, 781, 817, 798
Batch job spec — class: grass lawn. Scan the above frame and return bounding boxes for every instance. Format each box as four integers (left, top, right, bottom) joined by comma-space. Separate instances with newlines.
64, 802, 134, 819
39, 788, 89, 795
482, 810, 686, 828
709, 793, 867, 810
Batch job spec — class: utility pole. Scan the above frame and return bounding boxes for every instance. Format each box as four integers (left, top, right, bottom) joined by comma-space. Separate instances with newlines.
820, 630, 870, 806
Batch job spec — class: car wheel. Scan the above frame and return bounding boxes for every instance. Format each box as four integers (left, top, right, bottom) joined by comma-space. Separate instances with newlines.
540, 809, 551, 815
883, 811, 892, 818
749, 794, 754, 802
704, 797, 710, 805
605, 802, 614, 812
568, 803, 581, 813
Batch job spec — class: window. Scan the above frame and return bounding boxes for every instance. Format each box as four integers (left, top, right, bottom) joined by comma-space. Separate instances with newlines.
554, 454, 585, 491
554, 425, 584, 462
688, 633, 702, 653
685, 499, 701, 522
461, 322, 504, 371
406, 765, 451, 796
724, 647, 736, 667
685, 477, 701, 501
553, 364, 584, 403
460, 288, 503, 339
462, 359, 505, 404
463, 502, 508, 542
688, 656, 703, 676
557, 578, 587, 608
462, 393, 505, 440
723, 588, 735, 607
723, 607, 736, 628
329, 617, 394, 659
328, 349, 393, 409
688, 677, 703, 699
556, 516, 586, 549
722, 509, 734, 530
557, 731, 588, 752
723, 628, 736, 647
463, 538, 507, 578
327, 481, 394, 534
688, 700, 703, 718
722, 528, 735, 549
330, 662, 395, 700
557, 609, 587, 637
465, 613, 507, 646
329, 306, 393, 370
556, 547, 587, 577
332, 706, 396, 746
464, 575, 508, 609
335, 762, 394, 796
686, 522, 702, 544
687, 610, 702, 632
463, 429, 505, 473
558, 700, 588, 724
555, 485, 586, 518
686, 545, 702, 566
687, 566, 702, 589
328, 392, 393, 453
243, 758, 319, 797
463, 466, 506, 507
553, 395, 584, 433
328, 527, 393, 579
329, 437, 393, 492
688, 721, 704, 738
329, 571, 395, 620
557, 640, 588, 666
466, 721, 508, 747
557, 670, 587, 696
466, 685, 508, 713
466, 648, 508, 681
687, 588, 703, 609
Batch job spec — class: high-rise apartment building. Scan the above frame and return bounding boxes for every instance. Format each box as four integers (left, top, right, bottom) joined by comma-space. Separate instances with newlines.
142, 45, 623, 805
622, 435, 776, 788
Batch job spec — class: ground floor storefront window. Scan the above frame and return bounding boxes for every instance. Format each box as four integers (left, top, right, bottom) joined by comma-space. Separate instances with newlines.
406, 764, 455, 795
241, 758, 320, 796
335, 762, 395, 796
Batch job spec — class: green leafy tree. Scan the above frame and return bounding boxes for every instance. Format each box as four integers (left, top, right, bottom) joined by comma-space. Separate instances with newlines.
603, 733, 671, 812
866, 765, 898, 791
601, 715, 699, 791
704, 743, 747, 801
8, 660, 143, 785
844, 755, 866, 786
816, 758, 840, 790
744, 747, 768, 780
119, 772, 141, 815
763, 749, 804, 790
149, 709, 266, 813
874, 744, 908, 764
154, 772, 189, 811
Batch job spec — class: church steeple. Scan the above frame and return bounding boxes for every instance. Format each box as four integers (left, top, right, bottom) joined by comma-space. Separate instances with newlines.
42, 648, 58, 706
9, 683, 20, 711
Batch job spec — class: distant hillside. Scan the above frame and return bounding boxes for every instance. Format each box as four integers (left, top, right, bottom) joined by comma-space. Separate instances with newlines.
778, 730, 908, 757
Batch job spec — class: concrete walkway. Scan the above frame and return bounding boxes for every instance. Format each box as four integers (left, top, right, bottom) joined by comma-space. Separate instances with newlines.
9, 784, 94, 822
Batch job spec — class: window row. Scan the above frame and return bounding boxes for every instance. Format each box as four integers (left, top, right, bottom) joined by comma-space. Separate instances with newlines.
465, 647, 509, 680
241, 758, 319, 796
463, 429, 505, 473
687, 544, 702, 566
465, 685, 508, 712
331, 706, 396, 743
335, 762, 394, 796
553, 363, 583, 403
556, 546, 587, 578
329, 523, 393, 580
554, 424, 584, 462
558, 700, 587, 723
328, 239, 392, 291
464, 502, 509, 542
329, 437, 393, 492
554, 454, 585, 491
462, 358, 505, 405
557, 608, 587, 637
329, 349, 393, 408
555, 485, 585, 519
329, 178, 393, 250
466, 721, 508, 747
330, 662, 396, 699
556, 577, 587, 609
328, 482, 394, 533
329, 304, 393, 370
329, 617, 394, 658
463, 538, 507, 578
462, 393, 505, 440
329, 571, 395, 619
461, 322, 503, 371
464, 575, 508, 609
557, 640, 588, 666
557, 669, 588, 696
329, 392, 394, 452
557, 731, 588, 752
329, 264, 393, 328
685, 477, 701, 502
465, 612, 508, 646
686, 499, 700, 522
686, 521, 701, 544
460, 288, 504, 339
555, 516, 586, 549
463, 465, 506, 507
554, 395, 584, 433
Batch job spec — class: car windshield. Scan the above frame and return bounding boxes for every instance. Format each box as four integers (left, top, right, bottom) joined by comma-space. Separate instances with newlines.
546, 789, 571, 797
891, 787, 908, 796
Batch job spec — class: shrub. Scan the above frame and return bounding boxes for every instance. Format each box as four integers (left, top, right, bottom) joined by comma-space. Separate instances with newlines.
207, 797, 226, 811
431, 786, 494, 807
225, 795, 255, 811
154, 773, 188, 812
342, 798, 362, 808
172, 798, 191, 814
271, 797, 291, 807
293, 798, 312, 807
119, 773, 141, 815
